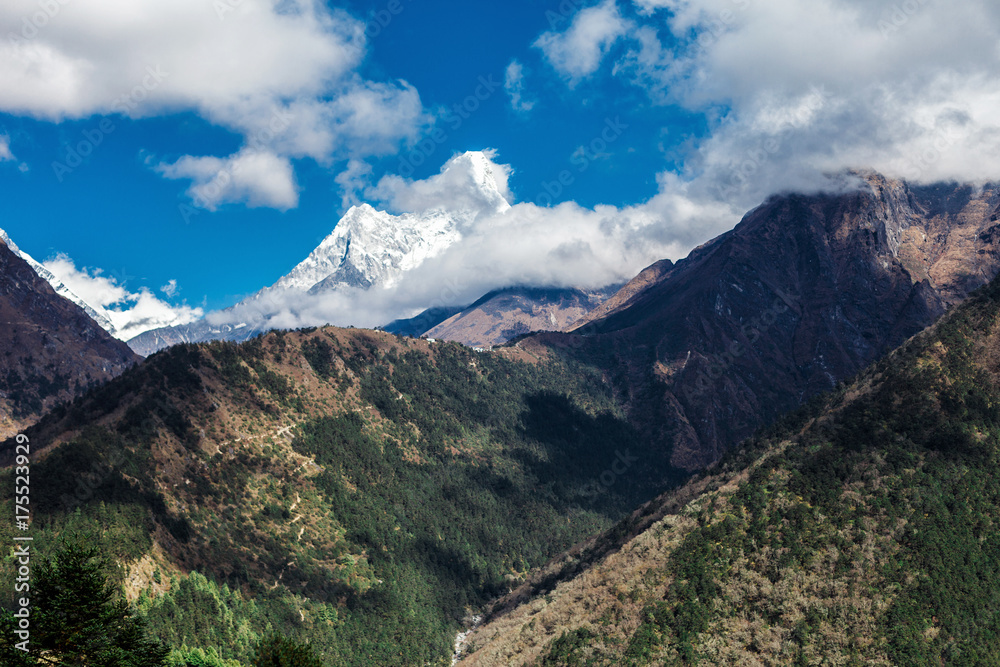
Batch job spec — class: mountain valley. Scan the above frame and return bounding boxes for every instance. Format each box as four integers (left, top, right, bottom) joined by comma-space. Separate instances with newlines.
4, 174, 1000, 666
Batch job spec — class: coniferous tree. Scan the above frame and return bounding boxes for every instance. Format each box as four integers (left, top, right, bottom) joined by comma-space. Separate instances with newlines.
250, 634, 323, 667
0, 538, 169, 666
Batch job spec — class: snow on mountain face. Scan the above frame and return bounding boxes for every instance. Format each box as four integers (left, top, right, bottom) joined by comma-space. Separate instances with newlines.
0, 227, 119, 335
268, 204, 462, 293
260, 151, 509, 297
127, 151, 512, 355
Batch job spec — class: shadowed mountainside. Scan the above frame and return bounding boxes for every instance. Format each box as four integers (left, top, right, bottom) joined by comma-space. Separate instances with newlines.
458, 252, 1000, 666
531, 174, 1000, 470
0, 239, 140, 437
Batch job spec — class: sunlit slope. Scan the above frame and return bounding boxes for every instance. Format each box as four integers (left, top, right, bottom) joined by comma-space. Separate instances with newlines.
460, 274, 1000, 666
1, 327, 680, 666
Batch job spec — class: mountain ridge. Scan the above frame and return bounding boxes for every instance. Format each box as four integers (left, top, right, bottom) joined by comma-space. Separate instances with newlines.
456, 258, 1000, 666
420, 285, 622, 348
0, 237, 140, 436
531, 174, 1000, 470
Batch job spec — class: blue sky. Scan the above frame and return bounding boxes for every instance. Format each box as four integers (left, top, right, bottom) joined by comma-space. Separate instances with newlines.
0, 0, 699, 313
1, 0, 999, 337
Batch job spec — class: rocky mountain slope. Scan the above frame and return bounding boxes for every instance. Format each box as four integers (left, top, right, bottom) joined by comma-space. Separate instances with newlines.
421, 286, 619, 348
457, 266, 1000, 666
535, 174, 1000, 471
0, 227, 116, 333
127, 152, 511, 357
0, 325, 680, 666
0, 237, 139, 437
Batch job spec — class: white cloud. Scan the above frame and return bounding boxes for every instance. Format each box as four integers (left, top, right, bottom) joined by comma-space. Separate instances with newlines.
41, 254, 203, 341
0, 135, 13, 162
0, 0, 431, 210
534, 0, 631, 86
334, 158, 374, 209
0, 1, 362, 121
368, 150, 514, 219
155, 148, 299, 211
525, 0, 1000, 219
614, 0, 1000, 198
161, 280, 178, 298
504, 60, 535, 113
198, 151, 738, 332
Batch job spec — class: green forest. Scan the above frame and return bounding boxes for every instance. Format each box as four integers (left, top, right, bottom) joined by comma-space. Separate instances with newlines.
0, 329, 682, 665
519, 275, 1000, 665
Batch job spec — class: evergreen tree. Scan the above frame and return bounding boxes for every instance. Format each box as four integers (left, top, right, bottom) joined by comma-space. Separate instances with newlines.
0, 538, 169, 666
250, 635, 323, 667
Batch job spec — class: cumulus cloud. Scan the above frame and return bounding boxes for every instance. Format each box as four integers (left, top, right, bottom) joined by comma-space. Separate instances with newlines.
155, 149, 299, 211
534, 0, 631, 86
368, 150, 514, 219
536, 0, 1000, 213
41, 254, 203, 341
504, 60, 535, 113
0, 0, 431, 210
678, 1, 1000, 190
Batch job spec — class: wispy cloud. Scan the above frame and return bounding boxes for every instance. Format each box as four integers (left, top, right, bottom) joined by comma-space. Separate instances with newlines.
0, 135, 13, 162
504, 60, 536, 113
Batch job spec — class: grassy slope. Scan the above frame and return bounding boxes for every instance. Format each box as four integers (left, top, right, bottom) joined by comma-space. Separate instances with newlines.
0, 327, 681, 666
459, 276, 1000, 666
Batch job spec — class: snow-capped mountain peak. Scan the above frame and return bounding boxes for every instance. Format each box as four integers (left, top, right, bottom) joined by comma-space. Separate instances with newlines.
128, 149, 515, 355
267, 203, 463, 295
455, 150, 512, 214
266, 151, 510, 297
0, 227, 118, 335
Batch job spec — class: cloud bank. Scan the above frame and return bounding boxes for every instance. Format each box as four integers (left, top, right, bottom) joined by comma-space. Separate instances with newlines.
41, 254, 202, 341
537, 0, 1000, 210
201, 150, 737, 332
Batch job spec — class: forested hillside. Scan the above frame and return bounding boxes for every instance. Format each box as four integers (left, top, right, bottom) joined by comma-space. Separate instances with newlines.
0, 327, 680, 666
458, 274, 1000, 666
